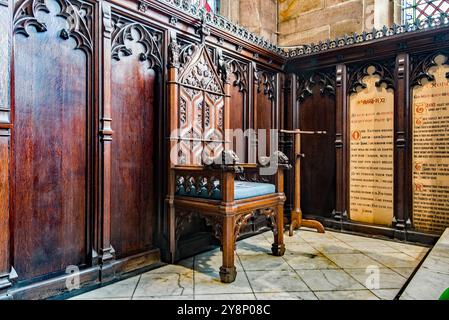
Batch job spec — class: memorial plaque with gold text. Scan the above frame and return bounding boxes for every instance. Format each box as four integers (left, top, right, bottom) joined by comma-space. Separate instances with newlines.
349, 72, 394, 226
412, 56, 449, 234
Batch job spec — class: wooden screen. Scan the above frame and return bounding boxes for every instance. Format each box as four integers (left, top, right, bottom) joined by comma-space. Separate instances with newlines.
110, 17, 162, 258
12, 0, 93, 279
297, 72, 336, 218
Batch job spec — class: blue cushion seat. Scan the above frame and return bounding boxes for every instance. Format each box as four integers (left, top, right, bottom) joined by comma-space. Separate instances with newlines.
234, 181, 276, 200
176, 181, 276, 200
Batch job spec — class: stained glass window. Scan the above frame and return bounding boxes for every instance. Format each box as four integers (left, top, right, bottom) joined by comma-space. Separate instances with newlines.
402, 0, 449, 24
193, 0, 220, 14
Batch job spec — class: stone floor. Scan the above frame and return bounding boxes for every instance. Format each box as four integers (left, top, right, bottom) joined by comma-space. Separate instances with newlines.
401, 228, 449, 300
70, 228, 429, 300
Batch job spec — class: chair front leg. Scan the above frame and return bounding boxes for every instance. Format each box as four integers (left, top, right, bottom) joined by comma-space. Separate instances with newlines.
272, 204, 286, 256
219, 215, 237, 283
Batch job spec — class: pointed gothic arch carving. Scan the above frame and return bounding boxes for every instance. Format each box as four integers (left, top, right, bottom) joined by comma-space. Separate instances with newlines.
175, 42, 226, 165
111, 17, 163, 70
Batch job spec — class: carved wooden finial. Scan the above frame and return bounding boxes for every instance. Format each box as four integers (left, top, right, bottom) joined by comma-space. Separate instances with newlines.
196, 12, 210, 44
168, 31, 180, 68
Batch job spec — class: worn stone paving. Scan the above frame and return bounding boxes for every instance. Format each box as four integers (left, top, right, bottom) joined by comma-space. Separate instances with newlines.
401, 228, 449, 300
70, 228, 429, 300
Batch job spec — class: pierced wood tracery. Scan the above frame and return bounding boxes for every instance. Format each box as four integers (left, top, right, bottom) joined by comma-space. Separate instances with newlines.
348, 62, 395, 94
175, 174, 221, 198
175, 211, 222, 242
14, 0, 93, 53
296, 71, 336, 102
111, 17, 163, 70
261, 72, 276, 101
410, 51, 449, 87
234, 209, 277, 241
227, 59, 249, 93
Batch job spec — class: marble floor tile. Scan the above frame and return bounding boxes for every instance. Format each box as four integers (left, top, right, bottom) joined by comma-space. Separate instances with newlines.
324, 253, 382, 269
242, 234, 272, 245
133, 272, 194, 297
312, 241, 361, 254
70, 276, 140, 299
296, 269, 364, 291
298, 230, 337, 241
236, 241, 273, 256
331, 232, 376, 243
400, 247, 429, 260
133, 295, 194, 300
344, 268, 407, 289
239, 254, 293, 271
194, 271, 253, 295
346, 241, 401, 253
284, 242, 320, 256
284, 254, 339, 270
195, 294, 256, 300
67, 230, 432, 301
314, 290, 380, 300
149, 263, 194, 274
371, 289, 400, 300
195, 250, 243, 273
366, 252, 420, 268
430, 243, 449, 259
390, 267, 417, 278
400, 269, 449, 300
255, 292, 318, 300
246, 270, 310, 293
70, 297, 132, 300
421, 255, 449, 275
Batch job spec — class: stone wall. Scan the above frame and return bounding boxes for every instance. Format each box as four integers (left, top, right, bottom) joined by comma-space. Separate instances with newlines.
220, 0, 278, 44
218, 0, 402, 46
278, 0, 401, 46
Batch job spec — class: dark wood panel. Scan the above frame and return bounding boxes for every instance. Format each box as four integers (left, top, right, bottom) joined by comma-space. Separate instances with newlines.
110, 33, 157, 259
0, 5, 8, 110
298, 75, 336, 218
229, 70, 246, 161
0, 2, 10, 278
13, 10, 89, 280
255, 71, 276, 157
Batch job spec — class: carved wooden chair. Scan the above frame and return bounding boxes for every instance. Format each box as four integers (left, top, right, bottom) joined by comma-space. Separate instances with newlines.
166, 30, 290, 283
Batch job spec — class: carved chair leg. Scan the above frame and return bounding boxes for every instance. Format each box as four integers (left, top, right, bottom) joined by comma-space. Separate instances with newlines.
220, 216, 237, 283
272, 205, 286, 256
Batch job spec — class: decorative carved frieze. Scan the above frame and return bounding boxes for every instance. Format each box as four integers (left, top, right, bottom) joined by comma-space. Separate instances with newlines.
289, 17, 449, 58
410, 51, 449, 87
175, 174, 221, 198
13, 0, 93, 53
262, 72, 275, 101
348, 62, 395, 94
296, 71, 336, 102
111, 16, 163, 70
226, 59, 248, 93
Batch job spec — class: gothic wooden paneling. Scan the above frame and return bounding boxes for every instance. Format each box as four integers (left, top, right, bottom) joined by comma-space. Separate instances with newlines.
0, 0, 11, 280
225, 58, 249, 161
255, 68, 277, 157
12, 0, 93, 280
297, 72, 336, 218
110, 16, 161, 258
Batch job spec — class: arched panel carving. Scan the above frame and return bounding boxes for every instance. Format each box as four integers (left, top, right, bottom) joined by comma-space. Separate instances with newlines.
111, 17, 163, 70
14, 0, 93, 53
